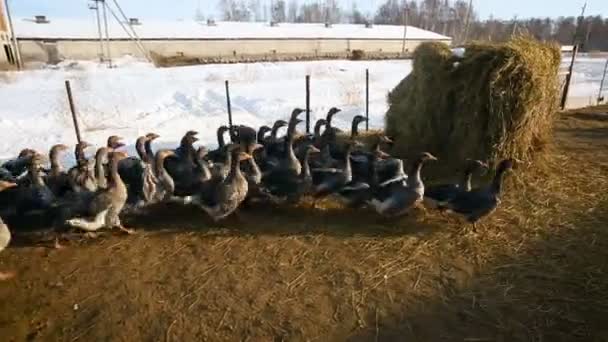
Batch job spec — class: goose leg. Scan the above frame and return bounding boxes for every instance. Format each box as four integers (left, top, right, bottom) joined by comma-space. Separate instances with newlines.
53, 235, 65, 249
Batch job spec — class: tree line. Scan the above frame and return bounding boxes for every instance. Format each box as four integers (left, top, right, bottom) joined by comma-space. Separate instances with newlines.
210, 0, 607, 51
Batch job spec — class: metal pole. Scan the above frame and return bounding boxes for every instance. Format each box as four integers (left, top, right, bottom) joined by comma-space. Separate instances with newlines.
110, 0, 151, 61
305, 75, 311, 134
225, 80, 233, 129
101, 0, 112, 68
4, 0, 22, 69
598, 59, 608, 104
401, 4, 408, 55
365, 69, 369, 131
65, 80, 83, 144
560, 44, 579, 110
93, 0, 105, 62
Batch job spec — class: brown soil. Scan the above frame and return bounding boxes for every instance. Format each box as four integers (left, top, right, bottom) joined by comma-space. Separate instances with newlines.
1, 106, 608, 342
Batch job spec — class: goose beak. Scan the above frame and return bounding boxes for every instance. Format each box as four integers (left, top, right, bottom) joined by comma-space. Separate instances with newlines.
0, 181, 18, 191
238, 152, 253, 161
309, 145, 321, 153
380, 135, 393, 143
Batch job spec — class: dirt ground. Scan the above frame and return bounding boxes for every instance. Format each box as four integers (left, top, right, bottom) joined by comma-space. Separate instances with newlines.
1, 106, 607, 342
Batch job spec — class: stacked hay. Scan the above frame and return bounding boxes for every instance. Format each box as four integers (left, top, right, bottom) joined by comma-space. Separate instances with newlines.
385, 37, 561, 164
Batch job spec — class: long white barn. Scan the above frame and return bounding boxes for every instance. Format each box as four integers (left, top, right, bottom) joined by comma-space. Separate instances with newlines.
2, 15, 452, 66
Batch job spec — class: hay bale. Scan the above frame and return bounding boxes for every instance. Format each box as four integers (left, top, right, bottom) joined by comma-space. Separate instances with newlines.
385, 36, 561, 164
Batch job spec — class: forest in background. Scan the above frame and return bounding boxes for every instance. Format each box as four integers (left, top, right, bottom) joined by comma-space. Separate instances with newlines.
209, 1, 607, 51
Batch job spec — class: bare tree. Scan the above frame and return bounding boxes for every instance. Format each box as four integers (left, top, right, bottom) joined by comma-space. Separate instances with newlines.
287, 0, 299, 22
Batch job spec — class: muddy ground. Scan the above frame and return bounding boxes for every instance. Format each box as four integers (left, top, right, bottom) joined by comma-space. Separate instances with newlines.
1, 105, 607, 341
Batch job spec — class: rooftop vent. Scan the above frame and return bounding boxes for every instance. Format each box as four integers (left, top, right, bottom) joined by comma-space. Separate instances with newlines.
207, 19, 217, 26
325, 22, 332, 28
364, 21, 373, 28
34, 15, 50, 24
128, 18, 141, 25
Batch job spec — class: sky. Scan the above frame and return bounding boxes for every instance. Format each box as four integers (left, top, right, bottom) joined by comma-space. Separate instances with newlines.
6, 0, 608, 21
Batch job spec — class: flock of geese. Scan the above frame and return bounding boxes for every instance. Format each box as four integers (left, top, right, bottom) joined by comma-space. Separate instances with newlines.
0, 107, 514, 280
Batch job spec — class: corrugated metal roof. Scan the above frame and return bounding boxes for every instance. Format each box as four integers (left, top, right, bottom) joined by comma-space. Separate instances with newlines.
14, 18, 451, 41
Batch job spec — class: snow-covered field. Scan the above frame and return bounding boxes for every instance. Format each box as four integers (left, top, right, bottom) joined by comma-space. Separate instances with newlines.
0, 55, 605, 161
0, 57, 411, 160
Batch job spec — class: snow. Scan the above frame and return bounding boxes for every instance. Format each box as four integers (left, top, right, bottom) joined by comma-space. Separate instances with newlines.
14, 18, 451, 41
0, 57, 411, 161
0, 54, 604, 162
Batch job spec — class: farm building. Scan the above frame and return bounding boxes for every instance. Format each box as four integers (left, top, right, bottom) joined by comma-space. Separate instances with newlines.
2, 14, 451, 66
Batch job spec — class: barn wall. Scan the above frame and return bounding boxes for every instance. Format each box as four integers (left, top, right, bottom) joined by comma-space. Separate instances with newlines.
17, 38, 452, 63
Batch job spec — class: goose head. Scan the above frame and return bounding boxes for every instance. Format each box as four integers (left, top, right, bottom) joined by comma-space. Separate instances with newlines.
107, 135, 125, 150
146, 132, 161, 141
326, 107, 342, 124
257, 126, 272, 143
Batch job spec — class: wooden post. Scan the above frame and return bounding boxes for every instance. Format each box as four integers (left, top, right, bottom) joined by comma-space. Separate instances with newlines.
305, 75, 311, 134
225, 80, 233, 129
598, 59, 608, 104
561, 44, 579, 110
65, 80, 82, 144
365, 69, 369, 131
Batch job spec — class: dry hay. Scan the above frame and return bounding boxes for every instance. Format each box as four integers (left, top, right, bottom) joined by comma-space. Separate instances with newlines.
385, 36, 562, 165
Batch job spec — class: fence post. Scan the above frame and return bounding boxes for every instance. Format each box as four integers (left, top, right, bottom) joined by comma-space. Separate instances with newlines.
65, 80, 82, 144
225, 80, 233, 129
305, 75, 311, 134
560, 44, 579, 110
365, 69, 369, 131
598, 58, 608, 104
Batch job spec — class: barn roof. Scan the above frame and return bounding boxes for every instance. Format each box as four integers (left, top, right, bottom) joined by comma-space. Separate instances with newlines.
14, 17, 452, 41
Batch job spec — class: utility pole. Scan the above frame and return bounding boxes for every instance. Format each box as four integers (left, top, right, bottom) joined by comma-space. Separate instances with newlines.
90, 1, 105, 62
572, 1, 587, 45
401, 2, 408, 55
3, 0, 22, 69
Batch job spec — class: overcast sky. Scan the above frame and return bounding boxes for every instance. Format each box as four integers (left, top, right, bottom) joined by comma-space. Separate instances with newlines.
7, 0, 608, 21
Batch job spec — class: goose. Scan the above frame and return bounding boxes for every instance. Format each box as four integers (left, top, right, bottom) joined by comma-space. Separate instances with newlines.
65, 151, 134, 234
262, 116, 304, 185
118, 134, 160, 207
312, 118, 327, 148
350, 115, 368, 139
0, 181, 18, 281
320, 107, 342, 156
265, 144, 320, 202
94, 147, 110, 189
106, 135, 125, 152
1, 148, 36, 180
311, 140, 362, 202
369, 152, 437, 217
45, 144, 71, 196
424, 159, 488, 208
67, 141, 97, 193
193, 146, 252, 221
164, 131, 203, 196
16, 153, 56, 216
148, 149, 177, 203
323, 115, 367, 161
207, 126, 231, 163
266, 110, 304, 160
439, 159, 515, 225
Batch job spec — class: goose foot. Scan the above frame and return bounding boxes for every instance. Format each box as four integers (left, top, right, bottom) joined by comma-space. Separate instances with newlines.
53, 236, 65, 249
84, 232, 99, 239
116, 225, 136, 235
0, 271, 15, 281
